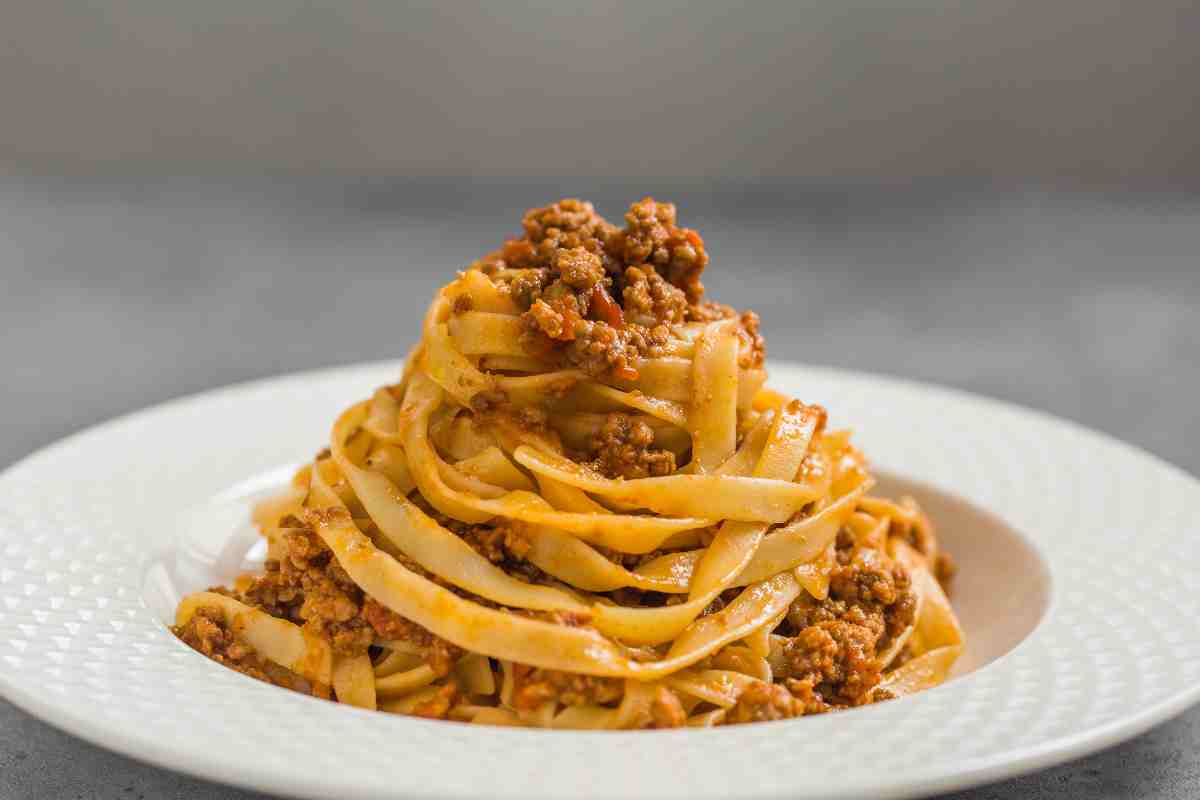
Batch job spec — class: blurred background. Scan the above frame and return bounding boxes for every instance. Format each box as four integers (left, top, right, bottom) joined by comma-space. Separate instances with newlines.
1, 2, 1199, 799
3, 0, 1200, 181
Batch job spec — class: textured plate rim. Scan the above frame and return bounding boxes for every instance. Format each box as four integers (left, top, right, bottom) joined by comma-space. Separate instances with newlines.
1, 358, 1198, 800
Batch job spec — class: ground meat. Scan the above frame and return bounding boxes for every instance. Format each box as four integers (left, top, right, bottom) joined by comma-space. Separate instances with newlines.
736, 310, 766, 368
236, 527, 373, 656
557, 246, 606, 290
887, 590, 918, 643
473, 199, 618, 281
828, 548, 917, 643
779, 531, 917, 707
557, 318, 670, 378
456, 520, 533, 564
788, 595, 880, 639
510, 664, 624, 710
284, 529, 374, 656
521, 199, 620, 274
525, 297, 574, 341
412, 681, 462, 720
360, 596, 421, 641
831, 548, 901, 604
476, 197, 761, 382
783, 620, 882, 706
361, 598, 464, 677
622, 265, 688, 327
236, 558, 303, 622
412, 497, 545, 584
173, 605, 327, 697
506, 268, 550, 309
236, 519, 467, 675
889, 503, 951, 591
783, 677, 832, 715
608, 198, 708, 303
687, 301, 736, 323
476, 197, 734, 382
724, 682, 802, 724
588, 412, 676, 479
173, 606, 268, 679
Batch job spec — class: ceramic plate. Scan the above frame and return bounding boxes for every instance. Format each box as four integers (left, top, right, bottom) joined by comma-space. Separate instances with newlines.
1, 361, 1198, 800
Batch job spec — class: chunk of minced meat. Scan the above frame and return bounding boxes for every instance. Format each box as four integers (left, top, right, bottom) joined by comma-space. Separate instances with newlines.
236, 519, 464, 674
411, 496, 545, 583
361, 597, 464, 677
561, 319, 669, 378
474, 197, 763, 381
588, 412, 676, 479
522, 307, 671, 379
778, 533, 917, 708
724, 682, 802, 724
783, 619, 881, 706
520, 199, 619, 274
485, 198, 717, 380
173, 605, 328, 697
455, 520, 532, 565
407, 495, 553, 591
510, 664, 624, 710
524, 296, 582, 342
556, 246, 606, 290
411, 681, 462, 720
736, 310, 766, 368
608, 197, 708, 303
475, 199, 618, 286
622, 265, 688, 327
238, 526, 373, 656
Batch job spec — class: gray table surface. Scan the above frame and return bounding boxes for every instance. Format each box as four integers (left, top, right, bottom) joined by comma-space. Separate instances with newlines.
2, 177, 1197, 799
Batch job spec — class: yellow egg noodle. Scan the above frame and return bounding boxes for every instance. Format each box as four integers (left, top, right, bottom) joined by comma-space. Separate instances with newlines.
173, 199, 962, 728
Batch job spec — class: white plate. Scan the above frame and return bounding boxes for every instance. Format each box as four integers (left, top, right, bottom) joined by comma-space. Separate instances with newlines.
1, 360, 1198, 800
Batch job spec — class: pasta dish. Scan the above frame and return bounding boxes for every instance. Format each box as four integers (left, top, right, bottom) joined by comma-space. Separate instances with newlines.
173, 198, 963, 728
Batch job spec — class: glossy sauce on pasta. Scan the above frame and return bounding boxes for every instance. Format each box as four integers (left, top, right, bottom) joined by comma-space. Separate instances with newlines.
172, 198, 962, 727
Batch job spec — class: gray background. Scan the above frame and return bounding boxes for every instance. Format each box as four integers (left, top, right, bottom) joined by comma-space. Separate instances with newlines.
1, 178, 1198, 798
3, 1, 1200, 183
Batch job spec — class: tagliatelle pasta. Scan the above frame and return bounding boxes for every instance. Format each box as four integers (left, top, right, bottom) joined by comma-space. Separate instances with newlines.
172, 197, 962, 727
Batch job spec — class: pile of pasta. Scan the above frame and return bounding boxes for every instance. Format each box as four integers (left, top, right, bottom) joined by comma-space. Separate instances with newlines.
175, 268, 963, 727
